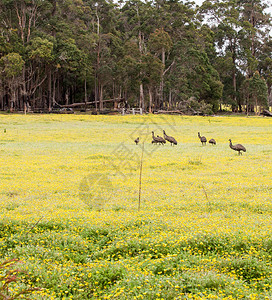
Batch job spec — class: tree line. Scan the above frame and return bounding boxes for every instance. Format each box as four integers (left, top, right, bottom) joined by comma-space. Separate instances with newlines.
0, 0, 271, 114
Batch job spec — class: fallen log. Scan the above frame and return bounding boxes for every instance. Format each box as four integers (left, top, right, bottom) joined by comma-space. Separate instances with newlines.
262, 109, 272, 117
154, 110, 184, 115
61, 102, 93, 108
62, 98, 125, 108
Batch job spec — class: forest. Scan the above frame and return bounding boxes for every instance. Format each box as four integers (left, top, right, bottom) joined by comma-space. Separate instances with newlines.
0, 0, 271, 114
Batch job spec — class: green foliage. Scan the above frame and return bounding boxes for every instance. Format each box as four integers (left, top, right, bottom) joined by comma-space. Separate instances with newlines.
220, 257, 269, 283
27, 37, 53, 62
90, 264, 125, 289
172, 44, 223, 112
56, 38, 83, 72
201, 0, 271, 111
188, 97, 214, 115
249, 71, 268, 108
0, 0, 271, 111
242, 71, 268, 109
142, 53, 163, 86
0, 258, 40, 299
148, 28, 172, 55
0, 53, 24, 78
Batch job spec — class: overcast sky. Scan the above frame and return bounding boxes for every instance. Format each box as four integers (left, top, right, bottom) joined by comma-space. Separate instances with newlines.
193, 0, 272, 14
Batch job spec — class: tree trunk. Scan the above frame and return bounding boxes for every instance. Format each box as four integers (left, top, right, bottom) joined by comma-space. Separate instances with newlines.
48, 68, 52, 111
250, 10, 256, 58
38, 86, 42, 108
246, 96, 249, 117
168, 89, 172, 109
99, 84, 103, 110
159, 47, 165, 107
255, 96, 258, 115
232, 58, 237, 108
52, 72, 56, 106
138, 29, 145, 111
95, 77, 98, 111
52, 0, 57, 38
0, 90, 3, 111
65, 89, 69, 105
84, 77, 87, 111
148, 87, 153, 113
21, 65, 28, 112
10, 86, 16, 112
139, 83, 145, 110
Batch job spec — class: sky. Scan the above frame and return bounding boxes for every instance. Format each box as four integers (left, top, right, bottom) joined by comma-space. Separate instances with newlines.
193, 0, 272, 15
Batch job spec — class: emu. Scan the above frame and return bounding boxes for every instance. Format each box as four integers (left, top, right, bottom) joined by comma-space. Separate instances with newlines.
229, 139, 246, 155
209, 138, 216, 145
152, 131, 166, 145
198, 132, 207, 145
163, 130, 177, 146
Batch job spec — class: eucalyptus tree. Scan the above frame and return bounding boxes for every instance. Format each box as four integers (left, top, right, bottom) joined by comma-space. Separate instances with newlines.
0, 0, 51, 110
201, 0, 271, 111
115, 41, 141, 105
148, 28, 172, 107
237, 0, 271, 107
257, 37, 272, 105
201, 0, 245, 111
242, 71, 268, 114
150, 1, 223, 111
45, 0, 96, 108
141, 53, 163, 112
151, 0, 217, 110
0, 53, 24, 110
25, 37, 53, 109
240, 0, 271, 66
82, 0, 121, 110
119, 0, 157, 109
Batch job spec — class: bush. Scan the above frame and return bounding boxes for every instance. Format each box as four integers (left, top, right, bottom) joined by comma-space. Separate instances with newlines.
0, 258, 40, 299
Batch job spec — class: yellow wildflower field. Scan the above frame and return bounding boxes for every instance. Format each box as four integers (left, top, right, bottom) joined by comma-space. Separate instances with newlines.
0, 114, 271, 299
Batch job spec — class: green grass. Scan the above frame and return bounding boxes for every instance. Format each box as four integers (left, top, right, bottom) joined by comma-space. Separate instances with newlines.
0, 114, 271, 299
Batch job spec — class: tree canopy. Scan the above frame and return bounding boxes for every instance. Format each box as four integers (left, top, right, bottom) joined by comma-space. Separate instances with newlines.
0, 0, 271, 113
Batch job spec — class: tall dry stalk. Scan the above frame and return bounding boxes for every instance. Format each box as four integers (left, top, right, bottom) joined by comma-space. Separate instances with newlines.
138, 143, 144, 211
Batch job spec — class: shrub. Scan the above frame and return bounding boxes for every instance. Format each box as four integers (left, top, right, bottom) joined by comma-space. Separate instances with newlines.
0, 258, 40, 299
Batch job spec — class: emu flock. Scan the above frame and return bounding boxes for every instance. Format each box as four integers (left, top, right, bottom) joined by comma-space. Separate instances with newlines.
134, 131, 247, 155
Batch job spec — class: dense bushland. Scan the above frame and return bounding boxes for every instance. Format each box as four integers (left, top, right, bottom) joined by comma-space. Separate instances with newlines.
0, 0, 271, 113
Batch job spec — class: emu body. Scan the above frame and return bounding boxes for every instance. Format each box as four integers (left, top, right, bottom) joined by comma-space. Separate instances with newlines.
163, 130, 177, 146
229, 139, 246, 155
152, 131, 166, 145
198, 132, 207, 145
209, 138, 216, 145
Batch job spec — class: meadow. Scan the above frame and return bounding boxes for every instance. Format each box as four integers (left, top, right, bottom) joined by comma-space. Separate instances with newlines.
0, 113, 271, 299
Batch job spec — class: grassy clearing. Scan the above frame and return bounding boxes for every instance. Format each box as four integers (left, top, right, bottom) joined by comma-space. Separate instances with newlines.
0, 114, 271, 299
